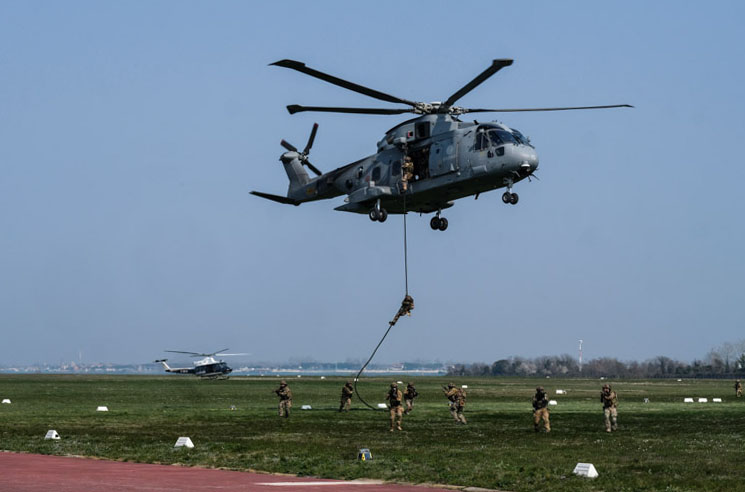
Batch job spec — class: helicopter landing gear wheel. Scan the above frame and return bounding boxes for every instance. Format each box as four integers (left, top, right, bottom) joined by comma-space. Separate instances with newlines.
369, 207, 387, 222
502, 191, 519, 205
430, 216, 441, 230
378, 208, 388, 222
438, 217, 448, 231
369, 209, 380, 221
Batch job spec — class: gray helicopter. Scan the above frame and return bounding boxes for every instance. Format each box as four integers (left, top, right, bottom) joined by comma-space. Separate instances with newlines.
155, 349, 246, 379
251, 59, 631, 231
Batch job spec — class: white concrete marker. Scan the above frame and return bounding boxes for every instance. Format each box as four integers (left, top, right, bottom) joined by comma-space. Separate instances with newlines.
397, 381, 403, 384
461, 385, 468, 389
684, 398, 694, 403
301, 405, 312, 410
549, 400, 558, 406
377, 403, 387, 409
698, 398, 708, 403
1, 398, 11, 404
713, 398, 722, 403
96, 406, 109, 412
556, 389, 565, 395
44, 430, 60, 440
320, 376, 325, 380
573, 463, 599, 478
643, 398, 650, 404
174, 437, 194, 448
677, 379, 683, 382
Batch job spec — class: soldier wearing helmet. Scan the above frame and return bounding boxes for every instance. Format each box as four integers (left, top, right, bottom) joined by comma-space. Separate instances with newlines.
403, 382, 418, 415
339, 380, 354, 412
532, 386, 550, 432
274, 380, 292, 418
443, 382, 467, 424
386, 382, 404, 431
735, 379, 743, 398
600, 383, 618, 432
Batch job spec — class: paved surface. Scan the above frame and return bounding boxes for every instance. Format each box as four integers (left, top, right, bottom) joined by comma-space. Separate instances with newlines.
0, 453, 459, 491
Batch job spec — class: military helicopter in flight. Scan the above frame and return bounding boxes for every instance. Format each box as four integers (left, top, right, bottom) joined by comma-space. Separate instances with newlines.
155, 349, 246, 379
251, 58, 631, 231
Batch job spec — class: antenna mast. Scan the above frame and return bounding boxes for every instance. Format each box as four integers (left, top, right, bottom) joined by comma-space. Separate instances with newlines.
578, 339, 583, 373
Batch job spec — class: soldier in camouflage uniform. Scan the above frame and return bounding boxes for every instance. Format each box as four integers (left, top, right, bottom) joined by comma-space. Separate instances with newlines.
401, 156, 414, 192
601, 383, 618, 432
532, 386, 550, 432
389, 295, 414, 327
403, 382, 418, 415
274, 380, 292, 418
386, 382, 404, 431
443, 383, 467, 424
339, 380, 354, 412
736, 379, 742, 398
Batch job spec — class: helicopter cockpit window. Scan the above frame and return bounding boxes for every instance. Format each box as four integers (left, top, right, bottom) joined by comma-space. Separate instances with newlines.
487, 129, 517, 146
391, 160, 401, 176
510, 128, 533, 147
475, 132, 489, 151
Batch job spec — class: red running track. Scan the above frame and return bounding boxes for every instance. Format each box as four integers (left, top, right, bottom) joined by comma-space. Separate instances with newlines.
0, 452, 462, 492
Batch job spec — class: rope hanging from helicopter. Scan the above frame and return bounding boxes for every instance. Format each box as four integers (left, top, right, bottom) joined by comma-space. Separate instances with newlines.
353, 194, 413, 411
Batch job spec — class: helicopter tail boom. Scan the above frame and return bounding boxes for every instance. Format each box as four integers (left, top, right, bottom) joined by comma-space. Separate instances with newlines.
250, 191, 301, 206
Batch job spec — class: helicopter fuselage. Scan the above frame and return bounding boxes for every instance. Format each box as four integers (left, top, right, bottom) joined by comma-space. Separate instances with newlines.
281, 113, 538, 215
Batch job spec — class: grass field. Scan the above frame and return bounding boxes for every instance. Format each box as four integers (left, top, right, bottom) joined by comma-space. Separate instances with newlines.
1, 375, 743, 491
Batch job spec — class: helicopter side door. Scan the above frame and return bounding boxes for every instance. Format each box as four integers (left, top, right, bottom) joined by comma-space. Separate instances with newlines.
429, 135, 459, 177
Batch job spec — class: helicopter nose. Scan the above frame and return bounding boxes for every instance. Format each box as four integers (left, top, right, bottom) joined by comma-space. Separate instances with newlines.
518, 149, 539, 174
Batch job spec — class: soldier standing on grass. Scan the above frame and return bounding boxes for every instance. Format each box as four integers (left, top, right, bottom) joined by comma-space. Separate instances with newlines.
443, 383, 467, 424
403, 382, 418, 415
339, 380, 354, 412
532, 386, 550, 433
601, 384, 619, 432
274, 380, 292, 418
386, 382, 404, 431
735, 379, 742, 398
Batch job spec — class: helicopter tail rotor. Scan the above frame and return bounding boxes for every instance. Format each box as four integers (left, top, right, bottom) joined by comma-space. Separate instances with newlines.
280, 123, 322, 176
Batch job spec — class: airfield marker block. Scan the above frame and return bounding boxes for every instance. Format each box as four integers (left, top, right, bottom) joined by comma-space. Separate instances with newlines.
698, 398, 708, 403
1, 398, 10, 404
174, 437, 194, 449
573, 463, 598, 478
713, 398, 722, 403
684, 398, 694, 403
96, 406, 109, 412
301, 405, 312, 410
549, 400, 558, 406
377, 403, 387, 409
320, 376, 325, 379
44, 430, 60, 440
643, 398, 650, 403
556, 389, 566, 395
397, 381, 403, 384
358, 448, 373, 461
229, 405, 237, 411
461, 385, 468, 389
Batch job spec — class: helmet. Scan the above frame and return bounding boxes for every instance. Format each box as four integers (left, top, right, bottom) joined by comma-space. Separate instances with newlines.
347, 380, 353, 385
536, 386, 544, 392
448, 383, 455, 388
280, 380, 287, 385
602, 383, 610, 390
390, 382, 397, 388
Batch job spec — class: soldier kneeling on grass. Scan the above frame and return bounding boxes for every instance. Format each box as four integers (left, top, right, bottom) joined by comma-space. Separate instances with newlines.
532, 386, 550, 433
601, 383, 618, 432
274, 380, 292, 418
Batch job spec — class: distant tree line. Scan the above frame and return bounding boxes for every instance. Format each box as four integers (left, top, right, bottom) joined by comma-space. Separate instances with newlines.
448, 340, 745, 379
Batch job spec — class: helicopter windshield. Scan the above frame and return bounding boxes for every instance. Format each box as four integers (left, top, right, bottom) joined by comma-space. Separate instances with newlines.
487, 129, 517, 146
509, 128, 533, 147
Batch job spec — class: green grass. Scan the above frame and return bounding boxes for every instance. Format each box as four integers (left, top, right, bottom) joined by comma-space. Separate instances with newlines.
1, 375, 743, 491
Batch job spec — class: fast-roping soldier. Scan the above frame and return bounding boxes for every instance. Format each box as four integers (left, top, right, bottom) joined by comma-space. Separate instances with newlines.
601, 383, 618, 432
389, 295, 414, 327
274, 380, 292, 418
736, 379, 742, 398
443, 383, 467, 424
403, 382, 418, 415
339, 380, 354, 412
532, 386, 550, 432
401, 156, 414, 192
386, 382, 404, 431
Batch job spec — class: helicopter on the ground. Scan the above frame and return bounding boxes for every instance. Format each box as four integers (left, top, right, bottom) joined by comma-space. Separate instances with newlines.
251, 58, 631, 231
155, 349, 246, 379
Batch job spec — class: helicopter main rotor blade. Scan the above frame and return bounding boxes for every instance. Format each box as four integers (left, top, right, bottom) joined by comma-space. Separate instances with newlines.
463, 104, 634, 113
165, 350, 203, 356
271, 59, 419, 107
444, 59, 514, 108
303, 123, 318, 155
287, 105, 413, 115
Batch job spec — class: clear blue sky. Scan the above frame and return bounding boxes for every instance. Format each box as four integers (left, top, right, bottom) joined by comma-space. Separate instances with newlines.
1, 1, 743, 366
